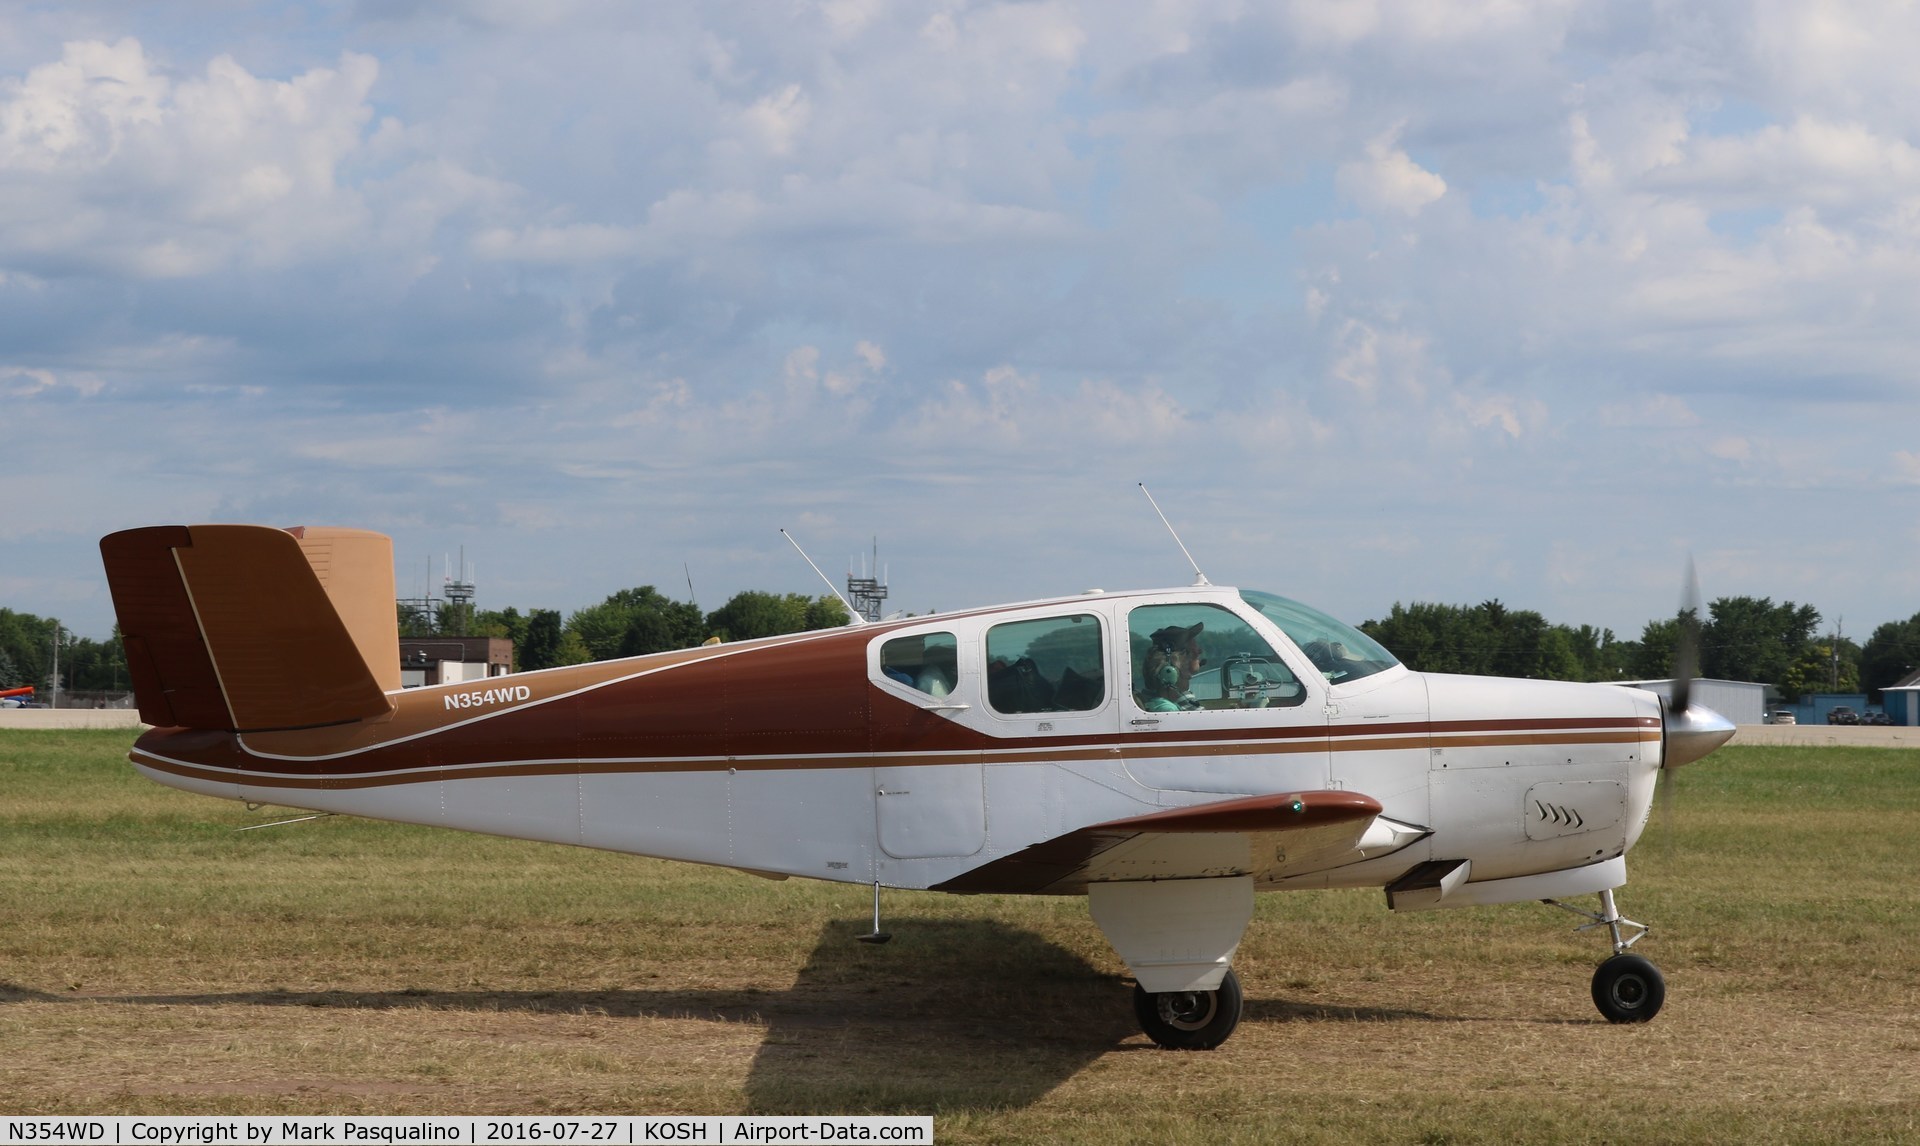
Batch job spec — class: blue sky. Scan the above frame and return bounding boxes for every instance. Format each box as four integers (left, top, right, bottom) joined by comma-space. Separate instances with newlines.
4, 1, 1918, 645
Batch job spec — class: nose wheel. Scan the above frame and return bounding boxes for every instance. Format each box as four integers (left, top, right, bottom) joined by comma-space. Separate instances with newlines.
1546, 888, 1666, 1023
1592, 953, 1665, 1022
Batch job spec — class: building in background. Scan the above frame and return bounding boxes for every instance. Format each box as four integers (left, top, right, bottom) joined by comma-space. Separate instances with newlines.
401, 637, 513, 688
1883, 671, 1920, 727
1616, 678, 1769, 727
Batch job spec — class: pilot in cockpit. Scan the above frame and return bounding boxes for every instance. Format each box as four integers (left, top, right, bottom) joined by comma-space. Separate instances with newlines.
1140, 622, 1205, 712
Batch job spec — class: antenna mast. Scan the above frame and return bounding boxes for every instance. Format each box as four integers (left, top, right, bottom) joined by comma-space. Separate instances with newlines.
845, 535, 889, 622
1140, 483, 1210, 586
780, 529, 867, 626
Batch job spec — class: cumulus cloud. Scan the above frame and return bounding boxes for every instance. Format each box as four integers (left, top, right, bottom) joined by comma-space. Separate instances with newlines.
0, 38, 382, 277
1337, 126, 1448, 215
6, 2, 1920, 642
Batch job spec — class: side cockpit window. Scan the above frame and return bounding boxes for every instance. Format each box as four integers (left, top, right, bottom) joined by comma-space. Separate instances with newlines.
1130, 603, 1305, 712
880, 632, 959, 698
985, 614, 1104, 714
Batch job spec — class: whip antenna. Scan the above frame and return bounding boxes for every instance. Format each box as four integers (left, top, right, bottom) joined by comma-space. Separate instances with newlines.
780, 529, 867, 626
1140, 483, 1210, 586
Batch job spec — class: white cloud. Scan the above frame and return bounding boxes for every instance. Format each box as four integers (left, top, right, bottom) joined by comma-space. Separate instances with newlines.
0, 39, 383, 277
0, 365, 100, 398
7, 2, 1920, 646
1337, 126, 1448, 216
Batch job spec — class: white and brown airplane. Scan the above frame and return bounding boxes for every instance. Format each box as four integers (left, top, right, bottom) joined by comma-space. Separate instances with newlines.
99, 523, 1734, 1049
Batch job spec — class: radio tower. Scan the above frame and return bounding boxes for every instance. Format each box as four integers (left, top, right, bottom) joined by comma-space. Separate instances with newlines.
847, 538, 888, 623
443, 548, 477, 634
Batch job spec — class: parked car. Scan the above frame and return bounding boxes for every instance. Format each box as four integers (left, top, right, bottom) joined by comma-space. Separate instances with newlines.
1827, 706, 1860, 725
1863, 710, 1892, 726
1767, 710, 1797, 725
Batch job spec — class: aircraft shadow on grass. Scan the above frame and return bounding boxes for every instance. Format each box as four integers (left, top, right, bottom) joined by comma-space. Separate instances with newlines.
0, 916, 1482, 1114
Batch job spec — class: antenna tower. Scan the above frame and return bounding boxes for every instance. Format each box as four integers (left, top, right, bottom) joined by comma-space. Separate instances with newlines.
441, 548, 477, 635
846, 537, 888, 623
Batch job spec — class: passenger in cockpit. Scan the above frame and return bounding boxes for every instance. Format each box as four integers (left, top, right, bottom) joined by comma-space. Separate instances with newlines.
916, 641, 956, 698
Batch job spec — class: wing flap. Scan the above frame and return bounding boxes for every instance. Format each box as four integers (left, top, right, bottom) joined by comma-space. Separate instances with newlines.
931, 790, 1410, 895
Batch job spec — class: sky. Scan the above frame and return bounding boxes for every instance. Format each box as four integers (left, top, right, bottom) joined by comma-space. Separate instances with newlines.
4, 0, 1919, 645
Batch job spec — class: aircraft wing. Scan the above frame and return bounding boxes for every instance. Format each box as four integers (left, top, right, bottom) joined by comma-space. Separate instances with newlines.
931, 790, 1427, 895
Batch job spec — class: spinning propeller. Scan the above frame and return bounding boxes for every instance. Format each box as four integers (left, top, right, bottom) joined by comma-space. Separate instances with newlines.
1663, 558, 1737, 770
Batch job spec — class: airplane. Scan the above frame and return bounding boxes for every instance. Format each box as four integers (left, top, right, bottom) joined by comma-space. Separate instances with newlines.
98, 522, 1735, 1050
0, 685, 34, 708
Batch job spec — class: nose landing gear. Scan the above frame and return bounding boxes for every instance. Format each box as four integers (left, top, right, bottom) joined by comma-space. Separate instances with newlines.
1546, 888, 1666, 1023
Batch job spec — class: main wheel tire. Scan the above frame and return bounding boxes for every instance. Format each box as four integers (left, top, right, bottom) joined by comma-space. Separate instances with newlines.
1592, 953, 1665, 1023
1133, 968, 1244, 1050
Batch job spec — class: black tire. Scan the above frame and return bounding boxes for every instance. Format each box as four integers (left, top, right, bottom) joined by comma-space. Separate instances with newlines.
1132, 968, 1244, 1050
1592, 954, 1665, 1023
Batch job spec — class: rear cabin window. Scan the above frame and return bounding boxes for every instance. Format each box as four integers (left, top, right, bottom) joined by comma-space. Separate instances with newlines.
879, 632, 958, 698
985, 614, 1105, 714
1129, 602, 1306, 712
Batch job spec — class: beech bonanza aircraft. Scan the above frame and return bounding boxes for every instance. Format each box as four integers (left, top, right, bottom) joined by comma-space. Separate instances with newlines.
99, 523, 1734, 1049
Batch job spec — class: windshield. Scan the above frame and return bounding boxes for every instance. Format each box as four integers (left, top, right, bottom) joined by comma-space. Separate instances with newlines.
1237, 589, 1400, 685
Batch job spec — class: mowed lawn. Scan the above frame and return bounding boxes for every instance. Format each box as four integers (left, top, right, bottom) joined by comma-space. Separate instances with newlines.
2, 729, 1918, 1144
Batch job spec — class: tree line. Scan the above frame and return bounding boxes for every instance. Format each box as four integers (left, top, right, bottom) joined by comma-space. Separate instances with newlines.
402, 587, 851, 672
0, 586, 849, 698
8, 591, 1920, 702
1359, 596, 1920, 700
0, 609, 128, 696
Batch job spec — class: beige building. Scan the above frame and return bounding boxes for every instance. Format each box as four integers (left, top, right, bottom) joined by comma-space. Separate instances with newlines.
400, 637, 514, 688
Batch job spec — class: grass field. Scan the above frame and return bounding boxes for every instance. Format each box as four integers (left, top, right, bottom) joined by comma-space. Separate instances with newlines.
3, 729, 1918, 1143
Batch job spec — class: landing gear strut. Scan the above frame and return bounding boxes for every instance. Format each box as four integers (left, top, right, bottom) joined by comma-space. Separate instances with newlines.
1546, 888, 1666, 1023
1133, 968, 1243, 1050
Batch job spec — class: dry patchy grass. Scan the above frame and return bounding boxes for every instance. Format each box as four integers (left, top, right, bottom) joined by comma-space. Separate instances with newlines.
3, 730, 1919, 1143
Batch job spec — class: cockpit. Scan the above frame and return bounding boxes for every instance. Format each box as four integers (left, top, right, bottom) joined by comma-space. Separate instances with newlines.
1235, 589, 1400, 685
868, 586, 1403, 723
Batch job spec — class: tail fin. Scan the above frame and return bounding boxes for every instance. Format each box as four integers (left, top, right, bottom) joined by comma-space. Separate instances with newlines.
100, 525, 399, 732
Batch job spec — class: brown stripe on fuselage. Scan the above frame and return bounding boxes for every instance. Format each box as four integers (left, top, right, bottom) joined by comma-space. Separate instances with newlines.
135, 721, 1659, 791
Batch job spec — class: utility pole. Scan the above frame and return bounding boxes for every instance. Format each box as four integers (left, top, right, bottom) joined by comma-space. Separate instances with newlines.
49, 620, 61, 710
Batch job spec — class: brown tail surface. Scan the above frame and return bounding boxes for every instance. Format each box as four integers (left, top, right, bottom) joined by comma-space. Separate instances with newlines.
100, 525, 398, 732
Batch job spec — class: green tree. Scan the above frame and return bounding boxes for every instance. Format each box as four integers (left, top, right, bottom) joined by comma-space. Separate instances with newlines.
434, 599, 475, 637
554, 630, 594, 667
1362, 600, 1605, 680
1630, 615, 1686, 680
1781, 644, 1860, 699
1362, 602, 1489, 675
805, 596, 852, 630
1700, 596, 1821, 688
567, 587, 706, 661
1861, 612, 1920, 698
0, 609, 56, 693
1564, 624, 1635, 681
706, 591, 809, 642
471, 607, 520, 642
517, 609, 566, 672
397, 604, 436, 638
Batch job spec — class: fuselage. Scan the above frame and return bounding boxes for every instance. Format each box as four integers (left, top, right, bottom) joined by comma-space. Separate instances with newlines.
129, 584, 1666, 896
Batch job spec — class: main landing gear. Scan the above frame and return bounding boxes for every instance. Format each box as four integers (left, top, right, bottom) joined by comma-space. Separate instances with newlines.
1133, 968, 1244, 1050
1547, 888, 1666, 1023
